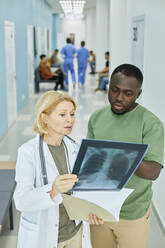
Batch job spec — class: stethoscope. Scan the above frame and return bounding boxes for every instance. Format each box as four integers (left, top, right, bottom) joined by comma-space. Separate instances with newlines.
39, 136, 48, 185
39, 135, 76, 186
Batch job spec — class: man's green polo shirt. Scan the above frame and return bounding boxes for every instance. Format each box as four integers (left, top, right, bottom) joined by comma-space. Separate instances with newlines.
87, 104, 164, 220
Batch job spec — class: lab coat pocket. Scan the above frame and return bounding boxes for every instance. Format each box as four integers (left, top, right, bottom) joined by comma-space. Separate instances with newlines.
19, 218, 39, 248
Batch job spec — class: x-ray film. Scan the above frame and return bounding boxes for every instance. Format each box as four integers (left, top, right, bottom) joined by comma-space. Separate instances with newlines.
72, 139, 149, 191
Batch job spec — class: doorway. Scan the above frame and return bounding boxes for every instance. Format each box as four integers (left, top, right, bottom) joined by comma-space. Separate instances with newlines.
5, 21, 17, 127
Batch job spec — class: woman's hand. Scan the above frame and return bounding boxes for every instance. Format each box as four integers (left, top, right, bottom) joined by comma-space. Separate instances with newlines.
49, 174, 78, 198
88, 213, 104, 225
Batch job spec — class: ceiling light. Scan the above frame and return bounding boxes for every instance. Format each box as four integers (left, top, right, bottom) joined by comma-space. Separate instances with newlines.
59, 0, 86, 17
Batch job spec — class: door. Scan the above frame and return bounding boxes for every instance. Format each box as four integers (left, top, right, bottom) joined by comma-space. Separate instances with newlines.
48, 28, 52, 57
5, 21, 17, 127
36, 27, 41, 63
131, 15, 145, 71
27, 25, 34, 96
131, 15, 145, 103
44, 27, 47, 55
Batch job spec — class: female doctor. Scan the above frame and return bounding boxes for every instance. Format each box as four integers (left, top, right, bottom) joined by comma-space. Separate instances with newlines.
14, 91, 94, 248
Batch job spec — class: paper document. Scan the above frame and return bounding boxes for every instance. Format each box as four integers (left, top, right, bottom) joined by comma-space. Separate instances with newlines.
62, 188, 133, 222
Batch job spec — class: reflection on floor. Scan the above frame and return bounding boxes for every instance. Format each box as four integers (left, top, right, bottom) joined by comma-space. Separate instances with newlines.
0, 73, 164, 247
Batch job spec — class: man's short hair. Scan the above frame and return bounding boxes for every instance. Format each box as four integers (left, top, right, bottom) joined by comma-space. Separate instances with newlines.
81, 41, 85, 47
105, 51, 110, 56
111, 64, 143, 87
89, 50, 93, 54
66, 38, 71, 43
40, 54, 46, 60
54, 49, 59, 52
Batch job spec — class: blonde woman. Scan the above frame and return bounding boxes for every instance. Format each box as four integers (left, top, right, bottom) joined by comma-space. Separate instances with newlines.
14, 91, 92, 248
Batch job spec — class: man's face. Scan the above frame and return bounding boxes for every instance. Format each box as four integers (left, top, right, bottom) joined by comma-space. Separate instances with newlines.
105, 54, 109, 61
108, 72, 142, 115
42, 57, 47, 63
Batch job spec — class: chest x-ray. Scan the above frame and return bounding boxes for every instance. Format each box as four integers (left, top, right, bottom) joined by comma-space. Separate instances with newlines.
72, 139, 149, 191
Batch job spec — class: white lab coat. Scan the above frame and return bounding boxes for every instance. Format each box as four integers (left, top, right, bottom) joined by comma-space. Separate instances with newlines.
14, 135, 92, 248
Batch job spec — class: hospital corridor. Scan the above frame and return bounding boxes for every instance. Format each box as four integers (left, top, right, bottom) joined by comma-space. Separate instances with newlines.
0, 0, 165, 248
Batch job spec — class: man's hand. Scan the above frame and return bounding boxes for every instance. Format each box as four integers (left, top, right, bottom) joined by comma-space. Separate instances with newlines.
88, 213, 104, 225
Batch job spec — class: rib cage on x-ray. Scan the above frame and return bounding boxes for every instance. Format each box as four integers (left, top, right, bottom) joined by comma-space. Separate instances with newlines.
75, 147, 138, 189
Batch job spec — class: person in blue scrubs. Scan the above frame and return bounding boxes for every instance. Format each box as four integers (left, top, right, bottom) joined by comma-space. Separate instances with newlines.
61, 38, 77, 88
77, 41, 90, 86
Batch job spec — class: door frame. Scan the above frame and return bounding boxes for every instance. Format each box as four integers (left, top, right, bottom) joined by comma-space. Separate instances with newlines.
5, 20, 17, 127
131, 14, 145, 71
27, 25, 34, 96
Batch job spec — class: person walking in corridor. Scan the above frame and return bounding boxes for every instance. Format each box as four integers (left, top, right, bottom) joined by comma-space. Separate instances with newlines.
61, 38, 77, 89
77, 41, 90, 87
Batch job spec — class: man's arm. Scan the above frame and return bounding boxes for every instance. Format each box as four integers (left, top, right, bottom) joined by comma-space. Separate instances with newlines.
138, 117, 164, 181
61, 47, 65, 56
98, 66, 109, 75
135, 160, 162, 180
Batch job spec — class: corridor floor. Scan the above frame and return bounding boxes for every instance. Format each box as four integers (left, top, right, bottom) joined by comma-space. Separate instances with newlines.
0, 73, 164, 248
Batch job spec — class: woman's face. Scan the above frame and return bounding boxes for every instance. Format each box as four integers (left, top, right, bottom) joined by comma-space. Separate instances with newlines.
45, 100, 75, 136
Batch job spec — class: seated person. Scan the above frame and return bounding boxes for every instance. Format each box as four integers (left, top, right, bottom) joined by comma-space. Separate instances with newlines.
95, 76, 109, 92
88, 50, 96, 74
94, 51, 110, 91
49, 49, 64, 72
38, 54, 65, 91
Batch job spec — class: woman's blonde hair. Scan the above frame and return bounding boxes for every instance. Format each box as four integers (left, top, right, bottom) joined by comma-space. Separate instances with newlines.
33, 91, 76, 135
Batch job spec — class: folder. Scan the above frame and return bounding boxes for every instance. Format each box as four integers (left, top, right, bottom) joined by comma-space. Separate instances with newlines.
62, 193, 116, 221
62, 188, 133, 222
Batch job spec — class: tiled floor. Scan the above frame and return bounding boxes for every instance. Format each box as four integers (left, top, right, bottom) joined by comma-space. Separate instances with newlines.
0, 72, 164, 247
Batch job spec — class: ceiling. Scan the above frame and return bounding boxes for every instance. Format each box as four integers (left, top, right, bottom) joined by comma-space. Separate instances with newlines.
47, 0, 96, 14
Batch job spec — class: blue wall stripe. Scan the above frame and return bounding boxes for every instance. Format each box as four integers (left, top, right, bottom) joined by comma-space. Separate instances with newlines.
0, 0, 54, 140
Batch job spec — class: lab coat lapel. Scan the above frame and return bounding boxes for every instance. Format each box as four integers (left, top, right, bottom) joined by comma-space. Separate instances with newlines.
63, 136, 79, 172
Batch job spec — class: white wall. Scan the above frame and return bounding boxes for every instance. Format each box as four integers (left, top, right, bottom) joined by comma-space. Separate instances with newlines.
84, 7, 96, 51
95, 0, 110, 70
110, 0, 165, 228
63, 18, 85, 49
128, 0, 165, 123
110, 0, 130, 72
